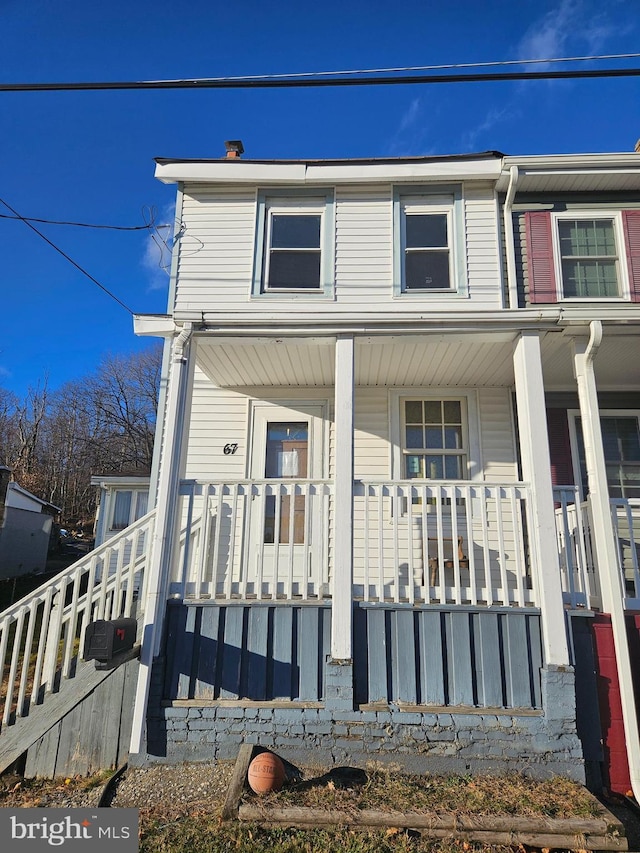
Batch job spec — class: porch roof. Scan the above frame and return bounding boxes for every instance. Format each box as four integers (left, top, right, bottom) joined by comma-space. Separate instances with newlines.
194, 327, 640, 389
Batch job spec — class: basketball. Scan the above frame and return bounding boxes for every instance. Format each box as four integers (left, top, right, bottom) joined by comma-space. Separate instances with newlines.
247, 752, 286, 794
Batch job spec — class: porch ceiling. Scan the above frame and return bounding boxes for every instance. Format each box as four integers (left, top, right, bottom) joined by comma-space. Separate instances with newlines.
195, 329, 640, 390
195, 334, 521, 388
541, 330, 640, 389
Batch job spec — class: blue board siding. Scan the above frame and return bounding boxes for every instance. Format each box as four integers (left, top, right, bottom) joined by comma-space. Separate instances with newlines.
164, 602, 542, 709
164, 602, 330, 702
353, 606, 542, 709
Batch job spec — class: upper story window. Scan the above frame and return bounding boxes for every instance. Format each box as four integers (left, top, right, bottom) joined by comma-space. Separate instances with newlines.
253, 190, 335, 298
525, 209, 640, 304
404, 207, 451, 290
557, 216, 623, 299
393, 186, 465, 297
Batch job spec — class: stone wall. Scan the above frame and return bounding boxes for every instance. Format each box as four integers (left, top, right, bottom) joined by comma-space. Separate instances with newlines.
138, 663, 584, 781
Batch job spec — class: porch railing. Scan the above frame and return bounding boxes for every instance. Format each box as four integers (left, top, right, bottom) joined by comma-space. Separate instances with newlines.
553, 488, 640, 610
175, 479, 536, 607
553, 486, 600, 609
174, 480, 332, 600
0, 510, 154, 730
611, 498, 640, 608
354, 481, 535, 606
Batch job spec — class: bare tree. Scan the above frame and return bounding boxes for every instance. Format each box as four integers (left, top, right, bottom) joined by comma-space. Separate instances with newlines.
0, 343, 162, 525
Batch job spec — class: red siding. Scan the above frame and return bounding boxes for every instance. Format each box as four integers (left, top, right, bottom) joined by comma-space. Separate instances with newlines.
622, 210, 640, 303
524, 211, 558, 303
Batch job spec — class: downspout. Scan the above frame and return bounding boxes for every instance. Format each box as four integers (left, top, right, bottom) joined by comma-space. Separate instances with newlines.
577, 320, 640, 802
503, 165, 519, 309
129, 322, 193, 757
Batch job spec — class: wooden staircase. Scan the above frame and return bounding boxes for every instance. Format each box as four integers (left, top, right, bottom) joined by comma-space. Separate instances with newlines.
0, 510, 155, 775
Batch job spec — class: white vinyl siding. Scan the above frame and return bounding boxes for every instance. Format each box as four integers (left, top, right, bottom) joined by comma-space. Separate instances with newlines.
173, 183, 503, 316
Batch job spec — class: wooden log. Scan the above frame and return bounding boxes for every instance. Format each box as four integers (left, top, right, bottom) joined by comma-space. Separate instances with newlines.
237, 804, 627, 851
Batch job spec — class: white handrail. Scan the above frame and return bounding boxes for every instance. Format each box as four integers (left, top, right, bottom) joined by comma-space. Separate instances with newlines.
0, 509, 155, 729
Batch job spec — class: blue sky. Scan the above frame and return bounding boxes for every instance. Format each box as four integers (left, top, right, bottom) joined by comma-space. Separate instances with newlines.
1, 0, 638, 397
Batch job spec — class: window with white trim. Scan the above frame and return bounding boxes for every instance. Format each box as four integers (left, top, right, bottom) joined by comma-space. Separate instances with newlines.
402, 398, 467, 480
394, 186, 465, 296
110, 489, 149, 531
253, 191, 335, 296
554, 214, 625, 299
571, 411, 640, 500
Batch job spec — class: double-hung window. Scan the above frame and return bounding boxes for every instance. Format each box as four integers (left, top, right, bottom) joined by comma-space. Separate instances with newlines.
556, 215, 624, 299
253, 191, 335, 296
402, 398, 467, 480
526, 209, 640, 303
571, 412, 640, 500
394, 186, 464, 296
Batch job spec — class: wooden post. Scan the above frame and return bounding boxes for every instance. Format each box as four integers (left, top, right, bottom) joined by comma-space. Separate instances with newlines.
513, 331, 569, 666
332, 335, 354, 661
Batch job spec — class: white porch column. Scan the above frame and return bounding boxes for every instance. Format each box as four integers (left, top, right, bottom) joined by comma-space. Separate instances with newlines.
572, 323, 640, 794
130, 324, 193, 756
513, 331, 570, 665
332, 334, 354, 660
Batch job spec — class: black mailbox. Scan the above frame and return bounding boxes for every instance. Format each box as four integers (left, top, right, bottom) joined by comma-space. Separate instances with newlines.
83, 618, 137, 662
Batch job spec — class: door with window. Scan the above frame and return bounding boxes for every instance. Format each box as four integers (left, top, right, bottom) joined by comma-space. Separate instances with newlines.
249, 404, 327, 597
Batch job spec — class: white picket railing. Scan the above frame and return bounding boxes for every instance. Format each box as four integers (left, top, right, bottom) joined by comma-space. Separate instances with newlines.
174, 479, 535, 607
354, 481, 535, 606
174, 480, 332, 600
611, 498, 640, 608
553, 486, 600, 609
0, 510, 155, 729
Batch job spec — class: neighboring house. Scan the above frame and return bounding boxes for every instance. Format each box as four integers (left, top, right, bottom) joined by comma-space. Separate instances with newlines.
3, 146, 640, 788
91, 476, 150, 547
0, 467, 60, 579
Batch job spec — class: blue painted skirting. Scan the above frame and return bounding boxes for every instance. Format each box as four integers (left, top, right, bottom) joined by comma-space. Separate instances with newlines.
163, 602, 542, 709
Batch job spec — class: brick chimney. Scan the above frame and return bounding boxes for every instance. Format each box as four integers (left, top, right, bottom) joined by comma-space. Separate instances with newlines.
0, 466, 11, 528
224, 140, 244, 159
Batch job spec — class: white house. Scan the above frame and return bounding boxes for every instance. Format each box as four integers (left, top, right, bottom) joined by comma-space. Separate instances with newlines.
2, 147, 640, 788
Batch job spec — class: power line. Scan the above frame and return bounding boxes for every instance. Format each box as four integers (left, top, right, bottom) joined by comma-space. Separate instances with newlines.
0, 212, 165, 230
1, 66, 640, 93
0, 197, 134, 315
175, 52, 640, 81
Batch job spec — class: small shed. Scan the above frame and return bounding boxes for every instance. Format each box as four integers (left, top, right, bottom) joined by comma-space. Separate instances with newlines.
0, 467, 61, 579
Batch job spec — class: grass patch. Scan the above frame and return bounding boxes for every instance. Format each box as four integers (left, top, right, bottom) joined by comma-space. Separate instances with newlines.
258, 765, 600, 819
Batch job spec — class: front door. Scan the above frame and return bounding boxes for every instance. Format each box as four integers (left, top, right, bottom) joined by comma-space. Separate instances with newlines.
249, 403, 327, 597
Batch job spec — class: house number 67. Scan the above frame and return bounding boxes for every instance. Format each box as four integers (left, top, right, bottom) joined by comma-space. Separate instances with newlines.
223, 443, 238, 455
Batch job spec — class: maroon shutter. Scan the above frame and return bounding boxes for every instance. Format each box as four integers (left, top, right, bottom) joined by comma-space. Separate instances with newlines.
622, 210, 640, 303
524, 211, 558, 303
546, 409, 574, 487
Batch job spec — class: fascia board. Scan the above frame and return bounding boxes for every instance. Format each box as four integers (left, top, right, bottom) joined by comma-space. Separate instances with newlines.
303, 159, 502, 183
155, 162, 307, 184
155, 159, 502, 186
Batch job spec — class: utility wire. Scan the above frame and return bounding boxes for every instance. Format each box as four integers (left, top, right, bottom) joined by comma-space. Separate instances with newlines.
2, 66, 640, 92
0, 197, 134, 315
0, 212, 165, 230
167, 51, 640, 81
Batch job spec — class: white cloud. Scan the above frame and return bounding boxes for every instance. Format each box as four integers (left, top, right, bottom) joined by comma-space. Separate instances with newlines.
516, 0, 629, 65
